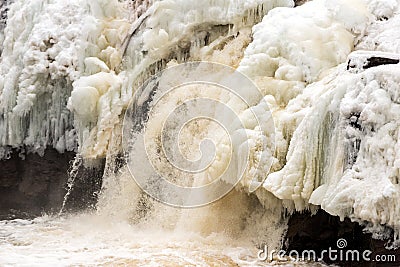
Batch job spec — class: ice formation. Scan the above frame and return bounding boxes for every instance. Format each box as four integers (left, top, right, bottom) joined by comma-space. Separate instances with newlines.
242, 0, 400, 243
0, 0, 399, 250
0, 0, 130, 156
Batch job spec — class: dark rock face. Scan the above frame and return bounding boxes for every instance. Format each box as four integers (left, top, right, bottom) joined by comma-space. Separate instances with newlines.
0, 149, 74, 218
285, 210, 400, 266
0, 149, 104, 219
0, 0, 12, 29
294, 0, 309, 6
62, 157, 105, 212
347, 53, 400, 72
0, 0, 13, 55
363, 57, 399, 69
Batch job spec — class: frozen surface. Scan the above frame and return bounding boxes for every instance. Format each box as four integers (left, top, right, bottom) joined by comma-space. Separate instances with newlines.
0, 215, 276, 266
0, 0, 124, 154
74, 0, 293, 158
0, 0, 399, 257
239, 0, 400, 244
0, 214, 331, 266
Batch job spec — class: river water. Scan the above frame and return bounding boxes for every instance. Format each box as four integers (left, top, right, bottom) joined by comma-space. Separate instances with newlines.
0, 214, 328, 266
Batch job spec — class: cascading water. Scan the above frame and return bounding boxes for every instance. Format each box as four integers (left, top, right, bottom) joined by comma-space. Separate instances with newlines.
1, 0, 400, 265
59, 154, 83, 215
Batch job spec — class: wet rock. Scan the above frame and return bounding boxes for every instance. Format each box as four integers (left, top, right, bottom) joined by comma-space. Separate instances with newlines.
62, 158, 105, 212
0, 148, 105, 218
285, 210, 400, 266
363, 57, 400, 69
347, 51, 400, 73
0, 149, 74, 218
294, 0, 309, 6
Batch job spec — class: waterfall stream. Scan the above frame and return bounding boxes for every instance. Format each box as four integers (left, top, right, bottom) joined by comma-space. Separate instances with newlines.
0, 0, 400, 265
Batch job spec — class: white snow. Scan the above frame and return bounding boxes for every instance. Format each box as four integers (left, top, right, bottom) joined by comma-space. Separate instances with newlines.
0, 0, 123, 153
357, 3, 400, 53
72, 0, 293, 158
309, 64, 400, 240
237, 0, 400, 243
0, 0, 399, 251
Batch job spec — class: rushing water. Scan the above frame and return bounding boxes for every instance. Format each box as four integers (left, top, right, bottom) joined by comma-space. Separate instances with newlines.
0, 214, 329, 266
1, 0, 400, 265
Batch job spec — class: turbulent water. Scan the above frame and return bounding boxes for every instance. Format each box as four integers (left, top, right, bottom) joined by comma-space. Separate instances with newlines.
0, 215, 331, 266
1, 0, 400, 265
0, 215, 269, 266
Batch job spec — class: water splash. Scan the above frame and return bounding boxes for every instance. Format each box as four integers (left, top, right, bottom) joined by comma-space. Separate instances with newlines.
59, 154, 83, 215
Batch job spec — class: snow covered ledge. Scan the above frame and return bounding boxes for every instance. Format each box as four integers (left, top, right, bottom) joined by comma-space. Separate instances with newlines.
235, 0, 400, 246
310, 59, 400, 244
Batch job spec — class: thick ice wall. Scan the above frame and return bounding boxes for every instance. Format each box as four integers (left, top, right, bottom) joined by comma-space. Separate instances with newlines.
310, 65, 400, 241
1, 0, 399, 245
0, 0, 129, 156
70, 0, 294, 158
236, 0, 400, 241
263, 62, 400, 243
0, 0, 86, 153
357, 1, 400, 53
236, 0, 371, 194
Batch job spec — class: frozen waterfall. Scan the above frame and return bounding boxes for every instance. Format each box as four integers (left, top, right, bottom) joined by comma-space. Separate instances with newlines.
0, 0, 399, 262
